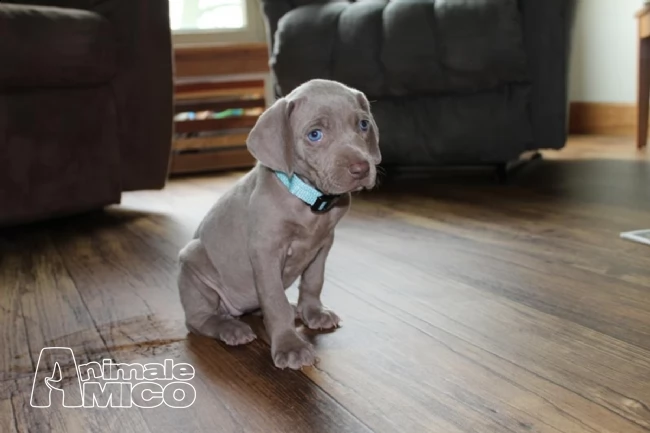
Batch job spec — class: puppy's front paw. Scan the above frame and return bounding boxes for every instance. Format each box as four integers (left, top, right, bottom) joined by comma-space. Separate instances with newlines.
299, 306, 341, 330
272, 332, 316, 370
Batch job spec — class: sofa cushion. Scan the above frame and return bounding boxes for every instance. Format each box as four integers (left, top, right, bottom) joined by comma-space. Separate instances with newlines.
0, 4, 116, 88
0, 85, 122, 226
271, 0, 528, 98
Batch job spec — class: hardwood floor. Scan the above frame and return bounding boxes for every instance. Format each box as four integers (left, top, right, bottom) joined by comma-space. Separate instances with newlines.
1, 136, 649, 433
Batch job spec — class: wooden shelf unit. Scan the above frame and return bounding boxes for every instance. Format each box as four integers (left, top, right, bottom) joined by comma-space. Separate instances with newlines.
172, 43, 272, 175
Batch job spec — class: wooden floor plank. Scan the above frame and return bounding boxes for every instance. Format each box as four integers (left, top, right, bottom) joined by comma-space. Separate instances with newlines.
366, 187, 650, 266
343, 196, 650, 349
315, 234, 650, 431
0, 234, 152, 433
0, 243, 32, 382
285, 283, 648, 433
0, 380, 27, 433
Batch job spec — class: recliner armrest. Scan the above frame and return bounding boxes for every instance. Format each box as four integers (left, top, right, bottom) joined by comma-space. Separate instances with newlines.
519, 0, 578, 150
259, 0, 295, 55
4, 0, 174, 189
93, 0, 173, 190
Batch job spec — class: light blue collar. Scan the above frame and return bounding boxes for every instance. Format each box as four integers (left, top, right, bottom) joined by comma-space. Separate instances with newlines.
274, 171, 341, 213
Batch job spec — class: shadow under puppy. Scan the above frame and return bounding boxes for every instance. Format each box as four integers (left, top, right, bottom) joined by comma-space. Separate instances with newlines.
178, 79, 381, 369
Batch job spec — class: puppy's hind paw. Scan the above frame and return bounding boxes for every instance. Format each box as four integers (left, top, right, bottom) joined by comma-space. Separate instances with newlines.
217, 320, 257, 346
299, 307, 341, 330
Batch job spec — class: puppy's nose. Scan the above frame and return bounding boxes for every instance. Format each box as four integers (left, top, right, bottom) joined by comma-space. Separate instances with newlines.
348, 161, 370, 179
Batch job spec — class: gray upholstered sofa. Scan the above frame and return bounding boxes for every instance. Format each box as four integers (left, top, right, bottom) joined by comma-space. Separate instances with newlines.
260, 0, 577, 166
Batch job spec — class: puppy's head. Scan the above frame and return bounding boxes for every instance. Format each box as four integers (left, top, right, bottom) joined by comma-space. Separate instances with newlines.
246, 79, 381, 195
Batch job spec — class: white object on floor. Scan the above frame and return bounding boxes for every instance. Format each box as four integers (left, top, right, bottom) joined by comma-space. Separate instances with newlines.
620, 229, 650, 246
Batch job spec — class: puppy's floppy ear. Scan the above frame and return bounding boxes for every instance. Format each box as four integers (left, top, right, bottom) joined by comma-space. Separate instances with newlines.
356, 92, 381, 165
246, 98, 295, 174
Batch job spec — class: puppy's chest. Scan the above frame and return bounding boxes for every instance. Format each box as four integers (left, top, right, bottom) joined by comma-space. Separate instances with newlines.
282, 223, 333, 275
286, 238, 317, 260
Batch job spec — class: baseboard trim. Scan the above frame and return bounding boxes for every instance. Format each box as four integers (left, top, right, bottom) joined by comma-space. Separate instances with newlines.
569, 102, 637, 135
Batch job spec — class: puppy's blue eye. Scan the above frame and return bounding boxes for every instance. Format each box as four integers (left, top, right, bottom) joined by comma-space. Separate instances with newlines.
307, 129, 323, 142
359, 119, 370, 131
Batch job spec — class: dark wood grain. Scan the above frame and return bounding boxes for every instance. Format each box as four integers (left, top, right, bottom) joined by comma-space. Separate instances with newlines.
174, 80, 265, 95
174, 43, 269, 78
174, 97, 265, 114
170, 148, 257, 175
174, 116, 258, 134
0, 234, 152, 433
1, 136, 649, 432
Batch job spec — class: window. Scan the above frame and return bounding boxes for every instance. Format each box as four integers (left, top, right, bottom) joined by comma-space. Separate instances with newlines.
169, 0, 266, 45
169, 0, 245, 31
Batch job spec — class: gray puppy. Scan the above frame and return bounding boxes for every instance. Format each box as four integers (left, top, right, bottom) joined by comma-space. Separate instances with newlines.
178, 79, 381, 369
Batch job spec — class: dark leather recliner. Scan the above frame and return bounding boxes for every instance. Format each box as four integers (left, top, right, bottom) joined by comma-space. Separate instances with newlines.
260, 0, 577, 166
0, 0, 174, 225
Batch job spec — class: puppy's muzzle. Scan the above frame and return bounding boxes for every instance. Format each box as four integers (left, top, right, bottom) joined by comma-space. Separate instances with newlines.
348, 161, 370, 180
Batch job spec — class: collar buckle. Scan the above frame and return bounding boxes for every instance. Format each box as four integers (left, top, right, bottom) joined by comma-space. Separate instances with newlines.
310, 194, 341, 213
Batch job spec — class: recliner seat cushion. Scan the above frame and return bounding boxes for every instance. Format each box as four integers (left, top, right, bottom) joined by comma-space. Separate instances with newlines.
0, 4, 117, 88
271, 0, 528, 97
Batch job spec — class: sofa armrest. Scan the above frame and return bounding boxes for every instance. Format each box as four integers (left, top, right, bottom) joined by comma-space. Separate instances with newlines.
259, 0, 294, 53
7, 0, 173, 190
94, 0, 173, 190
520, 0, 577, 150
94, 0, 174, 190
258, 0, 295, 97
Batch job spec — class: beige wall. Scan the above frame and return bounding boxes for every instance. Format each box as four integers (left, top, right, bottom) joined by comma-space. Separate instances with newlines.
569, 0, 646, 103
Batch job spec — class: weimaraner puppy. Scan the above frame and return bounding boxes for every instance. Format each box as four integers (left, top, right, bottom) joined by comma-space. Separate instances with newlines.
178, 79, 381, 369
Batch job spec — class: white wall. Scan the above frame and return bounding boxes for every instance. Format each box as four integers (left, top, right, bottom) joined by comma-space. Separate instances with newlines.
569, 0, 646, 103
